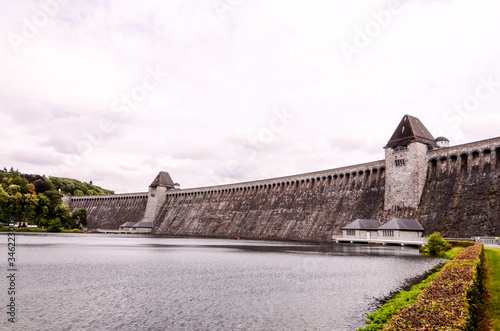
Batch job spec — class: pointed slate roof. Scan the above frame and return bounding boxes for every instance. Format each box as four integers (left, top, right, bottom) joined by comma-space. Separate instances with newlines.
385, 115, 437, 148
149, 171, 175, 188
342, 219, 382, 230
378, 218, 424, 231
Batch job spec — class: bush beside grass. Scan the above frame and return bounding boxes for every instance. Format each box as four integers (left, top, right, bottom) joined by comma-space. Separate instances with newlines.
423, 232, 451, 255
385, 243, 484, 330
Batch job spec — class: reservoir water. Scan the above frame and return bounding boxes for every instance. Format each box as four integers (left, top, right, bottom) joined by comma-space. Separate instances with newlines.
0, 234, 445, 331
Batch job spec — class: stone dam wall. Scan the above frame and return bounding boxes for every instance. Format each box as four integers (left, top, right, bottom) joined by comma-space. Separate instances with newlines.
68, 193, 148, 230
417, 138, 500, 237
65, 137, 500, 241
153, 161, 386, 242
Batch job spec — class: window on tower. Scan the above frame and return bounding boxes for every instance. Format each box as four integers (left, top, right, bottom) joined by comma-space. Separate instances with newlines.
395, 159, 405, 167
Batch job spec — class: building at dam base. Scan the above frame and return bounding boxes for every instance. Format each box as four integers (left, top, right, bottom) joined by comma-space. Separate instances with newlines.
66, 115, 500, 241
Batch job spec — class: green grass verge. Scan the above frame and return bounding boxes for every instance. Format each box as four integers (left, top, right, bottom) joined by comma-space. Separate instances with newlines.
0, 226, 82, 233
0, 226, 47, 232
485, 248, 500, 331
445, 246, 465, 259
357, 268, 442, 330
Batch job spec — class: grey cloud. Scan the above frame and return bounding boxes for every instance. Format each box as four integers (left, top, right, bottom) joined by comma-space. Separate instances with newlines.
169, 143, 215, 160
11, 149, 60, 166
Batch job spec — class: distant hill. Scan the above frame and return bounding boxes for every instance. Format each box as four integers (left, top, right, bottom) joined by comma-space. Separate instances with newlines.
49, 177, 114, 196
1, 168, 114, 196
0, 167, 111, 228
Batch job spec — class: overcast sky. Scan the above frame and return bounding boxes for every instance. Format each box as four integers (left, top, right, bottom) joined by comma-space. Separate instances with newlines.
1, 0, 499, 193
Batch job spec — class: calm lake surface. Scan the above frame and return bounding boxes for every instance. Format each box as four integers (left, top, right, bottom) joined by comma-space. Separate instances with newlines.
0, 234, 445, 331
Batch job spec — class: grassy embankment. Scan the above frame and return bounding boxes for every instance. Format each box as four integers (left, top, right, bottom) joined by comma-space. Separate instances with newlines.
485, 247, 500, 330
0, 226, 82, 233
357, 247, 464, 331
384, 243, 484, 329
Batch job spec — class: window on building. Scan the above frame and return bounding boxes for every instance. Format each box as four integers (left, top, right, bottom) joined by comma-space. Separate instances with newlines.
346, 230, 355, 236
394, 145, 408, 152
383, 230, 394, 237
395, 159, 405, 167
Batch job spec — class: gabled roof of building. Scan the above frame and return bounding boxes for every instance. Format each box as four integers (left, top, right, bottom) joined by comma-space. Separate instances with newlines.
342, 219, 382, 230
385, 115, 437, 148
149, 171, 175, 188
131, 222, 153, 228
119, 222, 136, 228
378, 218, 424, 231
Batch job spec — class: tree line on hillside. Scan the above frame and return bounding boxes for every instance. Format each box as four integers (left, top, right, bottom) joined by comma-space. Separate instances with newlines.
0, 168, 113, 231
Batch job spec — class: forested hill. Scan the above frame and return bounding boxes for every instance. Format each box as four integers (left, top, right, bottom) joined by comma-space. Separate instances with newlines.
0, 168, 114, 196
49, 177, 114, 196
0, 168, 114, 229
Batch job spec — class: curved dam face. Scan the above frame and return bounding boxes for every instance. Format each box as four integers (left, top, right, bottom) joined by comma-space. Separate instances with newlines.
418, 140, 500, 237
63, 116, 500, 241
153, 162, 386, 242
68, 193, 148, 230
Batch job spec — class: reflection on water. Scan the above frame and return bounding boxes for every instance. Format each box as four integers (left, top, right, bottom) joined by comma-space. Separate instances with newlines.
1, 234, 444, 331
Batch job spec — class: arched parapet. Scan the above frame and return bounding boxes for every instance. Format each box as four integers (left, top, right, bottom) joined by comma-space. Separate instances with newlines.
427, 136, 500, 176
66, 192, 148, 206
460, 154, 468, 175
428, 158, 438, 180
449, 155, 458, 175
483, 149, 492, 172
164, 160, 386, 197
439, 156, 448, 177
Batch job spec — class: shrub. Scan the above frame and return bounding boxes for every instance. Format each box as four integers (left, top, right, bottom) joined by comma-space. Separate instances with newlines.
425, 232, 451, 255
47, 218, 62, 232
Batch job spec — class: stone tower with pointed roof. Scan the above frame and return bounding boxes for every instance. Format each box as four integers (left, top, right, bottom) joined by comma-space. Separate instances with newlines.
384, 115, 437, 211
142, 171, 178, 222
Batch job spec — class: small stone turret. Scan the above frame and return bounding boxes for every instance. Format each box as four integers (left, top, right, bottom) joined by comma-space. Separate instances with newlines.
142, 171, 177, 223
435, 136, 450, 148
384, 115, 436, 211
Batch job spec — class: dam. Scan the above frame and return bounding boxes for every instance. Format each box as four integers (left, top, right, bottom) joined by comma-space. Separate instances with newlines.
66, 115, 500, 241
